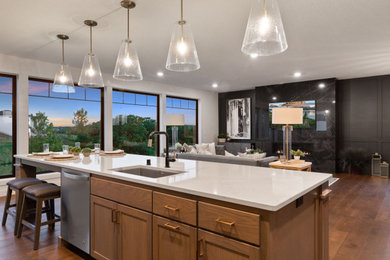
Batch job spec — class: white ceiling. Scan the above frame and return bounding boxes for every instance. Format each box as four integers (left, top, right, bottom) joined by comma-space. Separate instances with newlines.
1, 0, 390, 92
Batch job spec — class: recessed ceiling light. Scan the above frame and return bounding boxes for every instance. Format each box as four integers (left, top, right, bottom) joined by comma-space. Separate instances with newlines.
325, 110, 330, 114
250, 53, 258, 59
157, 71, 164, 77
318, 83, 326, 89
272, 96, 277, 100
212, 83, 218, 88
332, 100, 336, 104
293, 72, 302, 78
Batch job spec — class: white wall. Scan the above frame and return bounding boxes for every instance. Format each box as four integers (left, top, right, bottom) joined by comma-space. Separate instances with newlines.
0, 53, 218, 154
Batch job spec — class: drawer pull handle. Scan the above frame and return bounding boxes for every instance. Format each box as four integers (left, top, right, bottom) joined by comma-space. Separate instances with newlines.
216, 218, 235, 226
320, 189, 332, 200
198, 239, 204, 257
164, 205, 179, 211
112, 209, 116, 223
164, 223, 180, 230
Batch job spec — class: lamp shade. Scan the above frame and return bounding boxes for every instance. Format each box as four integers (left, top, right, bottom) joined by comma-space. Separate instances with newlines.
166, 22, 200, 72
113, 39, 143, 81
241, 0, 288, 56
53, 64, 75, 93
272, 108, 303, 124
166, 114, 185, 126
79, 53, 104, 88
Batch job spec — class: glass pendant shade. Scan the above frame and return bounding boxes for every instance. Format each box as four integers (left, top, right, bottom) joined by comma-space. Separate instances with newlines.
113, 39, 143, 80
241, 0, 288, 56
166, 22, 200, 72
78, 53, 104, 88
53, 64, 75, 93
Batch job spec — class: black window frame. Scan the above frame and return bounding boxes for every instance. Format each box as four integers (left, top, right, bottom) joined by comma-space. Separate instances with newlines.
112, 88, 160, 156
28, 77, 105, 150
166, 95, 199, 144
0, 73, 17, 179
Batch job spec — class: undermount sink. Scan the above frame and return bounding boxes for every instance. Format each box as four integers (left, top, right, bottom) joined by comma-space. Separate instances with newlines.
110, 166, 184, 178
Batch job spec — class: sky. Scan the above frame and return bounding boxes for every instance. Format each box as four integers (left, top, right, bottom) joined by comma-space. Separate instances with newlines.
1, 77, 197, 128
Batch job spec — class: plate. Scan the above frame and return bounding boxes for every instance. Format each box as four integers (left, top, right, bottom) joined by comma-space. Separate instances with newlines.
32, 152, 51, 156
104, 150, 124, 154
51, 154, 74, 159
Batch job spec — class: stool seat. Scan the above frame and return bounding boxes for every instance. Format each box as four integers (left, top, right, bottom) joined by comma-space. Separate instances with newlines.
23, 183, 60, 198
7, 178, 43, 190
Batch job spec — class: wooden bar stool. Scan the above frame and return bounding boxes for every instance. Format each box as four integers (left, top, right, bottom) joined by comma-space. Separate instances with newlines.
17, 183, 61, 250
1, 178, 44, 235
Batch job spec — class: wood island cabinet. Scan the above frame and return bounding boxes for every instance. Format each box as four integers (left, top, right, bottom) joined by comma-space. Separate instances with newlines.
90, 195, 152, 260
90, 175, 330, 260
198, 229, 260, 260
153, 215, 197, 260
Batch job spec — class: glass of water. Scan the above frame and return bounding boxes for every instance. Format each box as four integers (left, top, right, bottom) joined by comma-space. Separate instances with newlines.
62, 145, 69, 155
75, 142, 81, 148
43, 143, 50, 153
94, 143, 100, 154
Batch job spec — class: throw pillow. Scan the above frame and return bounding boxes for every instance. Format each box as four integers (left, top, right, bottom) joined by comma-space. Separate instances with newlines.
199, 150, 213, 155
225, 150, 236, 157
208, 142, 216, 155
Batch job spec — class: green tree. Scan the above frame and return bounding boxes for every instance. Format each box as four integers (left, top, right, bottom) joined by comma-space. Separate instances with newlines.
29, 112, 63, 153
29, 112, 52, 137
72, 108, 88, 133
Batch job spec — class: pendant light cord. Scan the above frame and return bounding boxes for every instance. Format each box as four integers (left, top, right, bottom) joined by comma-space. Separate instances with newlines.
89, 25, 93, 55
61, 39, 65, 66
180, 0, 184, 23
263, 0, 267, 15
127, 7, 130, 40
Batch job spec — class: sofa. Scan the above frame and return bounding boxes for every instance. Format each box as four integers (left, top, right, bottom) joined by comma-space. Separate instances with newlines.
176, 143, 278, 167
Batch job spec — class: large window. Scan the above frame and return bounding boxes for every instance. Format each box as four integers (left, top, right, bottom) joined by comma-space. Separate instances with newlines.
112, 90, 159, 156
28, 78, 103, 153
166, 96, 198, 145
0, 74, 16, 177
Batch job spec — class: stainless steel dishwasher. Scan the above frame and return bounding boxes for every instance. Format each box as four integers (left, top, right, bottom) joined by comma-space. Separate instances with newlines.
61, 169, 90, 254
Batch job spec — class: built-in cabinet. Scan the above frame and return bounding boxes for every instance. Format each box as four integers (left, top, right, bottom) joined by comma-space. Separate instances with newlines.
90, 175, 329, 260
91, 195, 152, 260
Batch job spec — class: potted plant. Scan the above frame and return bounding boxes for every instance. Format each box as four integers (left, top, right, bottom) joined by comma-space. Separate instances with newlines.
218, 133, 227, 143
247, 148, 263, 154
82, 148, 92, 157
290, 149, 305, 160
68, 146, 74, 155
71, 147, 81, 156
340, 148, 370, 174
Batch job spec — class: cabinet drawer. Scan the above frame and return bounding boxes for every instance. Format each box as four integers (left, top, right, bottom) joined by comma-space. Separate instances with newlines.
91, 177, 152, 212
198, 202, 260, 245
153, 192, 197, 225
198, 229, 260, 260
153, 216, 197, 260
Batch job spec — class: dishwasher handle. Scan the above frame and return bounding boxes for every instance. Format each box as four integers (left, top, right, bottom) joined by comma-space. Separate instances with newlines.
63, 171, 90, 181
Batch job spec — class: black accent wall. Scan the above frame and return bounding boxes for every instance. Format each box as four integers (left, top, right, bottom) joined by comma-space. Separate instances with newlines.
219, 74, 390, 174
219, 78, 337, 173
337, 75, 390, 173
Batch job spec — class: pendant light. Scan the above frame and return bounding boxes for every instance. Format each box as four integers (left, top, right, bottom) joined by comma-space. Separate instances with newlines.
113, 0, 143, 81
241, 0, 288, 56
53, 34, 75, 93
166, 0, 200, 72
78, 20, 104, 88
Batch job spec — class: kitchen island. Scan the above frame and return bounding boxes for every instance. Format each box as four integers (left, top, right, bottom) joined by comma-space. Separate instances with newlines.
15, 153, 332, 260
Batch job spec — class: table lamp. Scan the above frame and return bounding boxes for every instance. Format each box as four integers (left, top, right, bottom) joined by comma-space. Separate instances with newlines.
166, 114, 185, 148
272, 108, 303, 160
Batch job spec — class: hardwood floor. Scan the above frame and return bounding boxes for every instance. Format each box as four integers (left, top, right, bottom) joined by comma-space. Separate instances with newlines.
0, 197, 82, 260
329, 174, 390, 260
0, 174, 388, 259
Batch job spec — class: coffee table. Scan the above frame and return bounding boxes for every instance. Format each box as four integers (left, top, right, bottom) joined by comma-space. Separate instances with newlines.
269, 160, 312, 172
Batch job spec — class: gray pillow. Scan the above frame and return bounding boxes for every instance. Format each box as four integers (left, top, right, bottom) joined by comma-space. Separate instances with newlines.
215, 145, 225, 155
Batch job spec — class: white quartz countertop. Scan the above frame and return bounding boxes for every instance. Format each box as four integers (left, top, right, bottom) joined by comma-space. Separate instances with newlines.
15, 153, 332, 211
